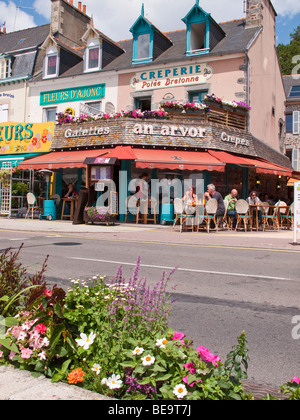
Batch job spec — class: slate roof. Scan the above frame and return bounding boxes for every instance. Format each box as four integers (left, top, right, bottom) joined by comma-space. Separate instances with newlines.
0, 24, 50, 54
31, 18, 260, 80
283, 75, 300, 103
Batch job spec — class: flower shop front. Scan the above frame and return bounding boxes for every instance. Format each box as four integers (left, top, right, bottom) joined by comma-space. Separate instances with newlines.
19, 105, 292, 223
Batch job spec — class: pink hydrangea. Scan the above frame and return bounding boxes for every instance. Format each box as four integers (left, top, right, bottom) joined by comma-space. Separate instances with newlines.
197, 346, 221, 367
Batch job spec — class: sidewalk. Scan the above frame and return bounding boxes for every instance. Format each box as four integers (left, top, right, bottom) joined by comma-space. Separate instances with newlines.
0, 216, 298, 251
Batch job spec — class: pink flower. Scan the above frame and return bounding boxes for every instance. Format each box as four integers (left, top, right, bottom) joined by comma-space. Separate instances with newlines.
292, 376, 300, 384
20, 347, 33, 359
172, 331, 185, 341
183, 362, 196, 374
172, 331, 185, 346
38, 351, 46, 361
182, 375, 202, 387
197, 346, 221, 367
36, 324, 47, 334
44, 290, 52, 297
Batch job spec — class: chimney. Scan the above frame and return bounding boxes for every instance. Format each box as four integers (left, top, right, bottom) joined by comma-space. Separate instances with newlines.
83, 5, 86, 14
245, 0, 264, 29
50, 0, 90, 43
0, 26, 6, 35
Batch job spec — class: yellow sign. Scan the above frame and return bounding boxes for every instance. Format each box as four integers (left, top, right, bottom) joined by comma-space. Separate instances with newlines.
64, 107, 75, 116
0, 122, 54, 154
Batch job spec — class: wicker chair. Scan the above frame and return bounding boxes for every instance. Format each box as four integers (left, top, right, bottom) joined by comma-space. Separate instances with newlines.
235, 200, 249, 231
203, 199, 218, 233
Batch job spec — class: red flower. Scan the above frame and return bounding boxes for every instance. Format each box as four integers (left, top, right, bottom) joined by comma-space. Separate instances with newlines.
36, 324, 47, 334
44, 290, 52, 297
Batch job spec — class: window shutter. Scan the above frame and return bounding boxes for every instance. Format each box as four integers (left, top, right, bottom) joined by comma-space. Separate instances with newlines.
293, 111, 299, 135
0, 104, 8, 123
292, 148, 299, 171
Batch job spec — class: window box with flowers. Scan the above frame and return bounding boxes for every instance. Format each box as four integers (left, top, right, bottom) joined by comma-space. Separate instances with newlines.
84, 206, 117, 225
203, 94, 251, 114
160, 101, 209, 117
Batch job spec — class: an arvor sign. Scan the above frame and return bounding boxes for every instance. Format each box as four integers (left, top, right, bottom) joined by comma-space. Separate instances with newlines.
130, 63, 213, 91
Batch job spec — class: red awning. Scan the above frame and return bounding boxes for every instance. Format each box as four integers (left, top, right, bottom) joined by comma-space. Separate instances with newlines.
209, 150, 292, 176
237, 156, 292, 177
18, 147, 136, 170
134, 149, 225, 172
208, 150, 252, 165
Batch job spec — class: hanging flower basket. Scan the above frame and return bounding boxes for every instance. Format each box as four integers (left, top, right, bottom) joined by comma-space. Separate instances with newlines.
84, 206, 116, 225
0, 169, 11, 188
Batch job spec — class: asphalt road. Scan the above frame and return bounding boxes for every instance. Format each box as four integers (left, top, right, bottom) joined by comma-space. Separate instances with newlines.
1, 229, 300, 389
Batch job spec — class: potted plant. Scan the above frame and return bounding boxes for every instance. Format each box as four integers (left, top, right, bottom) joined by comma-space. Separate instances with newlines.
84, 206, 116, 225
0, 168, 11, 188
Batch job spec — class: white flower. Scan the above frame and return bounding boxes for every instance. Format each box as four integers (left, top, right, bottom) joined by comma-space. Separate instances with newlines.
106, 374, 123, 389
132, 347, 144, 356
156, 338, 169, 349
101, 378, 107, 385
173, 384, 188, 399
75, 332, 96, 350
91, 363, 101, 375
38, 351, 46, 361
141, 355, 155, 366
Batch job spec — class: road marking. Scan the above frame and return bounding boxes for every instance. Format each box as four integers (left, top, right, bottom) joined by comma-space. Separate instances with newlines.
68, 256, 293, 282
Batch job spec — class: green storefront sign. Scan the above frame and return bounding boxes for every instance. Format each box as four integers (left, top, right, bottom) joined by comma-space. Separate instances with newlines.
40, 84, 105, 106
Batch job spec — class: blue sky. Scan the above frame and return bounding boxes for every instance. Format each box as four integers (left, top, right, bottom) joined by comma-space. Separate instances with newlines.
0, 0, 299, 45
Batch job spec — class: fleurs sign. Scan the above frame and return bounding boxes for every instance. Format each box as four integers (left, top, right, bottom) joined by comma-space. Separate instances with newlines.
130, 63, 213, 91
0, 122, 54, 154
40, 84, 105, 105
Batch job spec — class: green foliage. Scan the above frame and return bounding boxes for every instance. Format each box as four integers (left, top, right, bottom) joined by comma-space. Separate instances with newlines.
277, 25, 300, 75
224, 330, 250, 382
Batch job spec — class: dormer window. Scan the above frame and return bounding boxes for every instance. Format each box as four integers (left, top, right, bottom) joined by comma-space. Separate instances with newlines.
130, 5, 172, 65
182, 0, 225, 57
84, 39, 101, 72
43, 47, 59, 79
0, 54, 11, 79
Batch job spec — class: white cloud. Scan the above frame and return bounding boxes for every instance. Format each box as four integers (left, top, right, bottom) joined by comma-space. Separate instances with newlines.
0, 0, 35, 32
3, 0, 300, 39
272, 0, 300, 17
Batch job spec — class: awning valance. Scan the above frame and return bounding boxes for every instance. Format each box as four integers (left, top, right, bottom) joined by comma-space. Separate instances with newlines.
134, 149, 225, 172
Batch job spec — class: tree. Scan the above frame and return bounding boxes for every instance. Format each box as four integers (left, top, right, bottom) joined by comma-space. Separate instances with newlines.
277, 25, 300, 75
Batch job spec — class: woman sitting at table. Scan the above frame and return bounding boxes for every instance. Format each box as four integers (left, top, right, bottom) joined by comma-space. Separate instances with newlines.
182, 186, 199, 213
64, 183, 78, 198
247, 191, 262, 228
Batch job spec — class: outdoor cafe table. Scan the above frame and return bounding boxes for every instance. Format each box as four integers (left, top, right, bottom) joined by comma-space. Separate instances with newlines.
183, 204, 205, 231
249, 204, 289, 231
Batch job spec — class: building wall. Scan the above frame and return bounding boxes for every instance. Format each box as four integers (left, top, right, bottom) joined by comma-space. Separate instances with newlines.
247, 0, 286, 151
0, 83, 28, 122
117, 55, 246, 112
27, 71, 119, 123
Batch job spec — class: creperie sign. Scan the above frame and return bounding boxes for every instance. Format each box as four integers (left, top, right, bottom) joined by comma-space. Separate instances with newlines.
130, 63, 213, 91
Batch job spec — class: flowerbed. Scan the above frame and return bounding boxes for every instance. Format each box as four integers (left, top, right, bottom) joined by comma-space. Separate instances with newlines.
84, 206, 117, 225
0, 248, 299, 400
57, 109, 171, 125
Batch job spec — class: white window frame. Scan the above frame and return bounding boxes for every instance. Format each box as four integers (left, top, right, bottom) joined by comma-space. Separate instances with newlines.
0, 104, 8, 122
43, 47, 59, 79
43, 107, 57, 122
84, 39, 101, 73
293, 111, 300, 135
0, 58, 11, 79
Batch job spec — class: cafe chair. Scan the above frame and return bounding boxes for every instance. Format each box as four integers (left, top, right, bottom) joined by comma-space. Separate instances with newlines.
203, 198, 218, 233
280, 202, 294, 229
124, 195, 139, 223
262, 202, 280, 231
235, 200, 249, 232
146, 197, 158, 224
173, 198, 194, 232
25, 192, 40, 219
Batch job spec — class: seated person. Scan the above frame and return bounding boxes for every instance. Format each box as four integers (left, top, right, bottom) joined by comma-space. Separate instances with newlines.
182, 186, 199, 214
204, 184, 225, 228
64, 183, 78, 198
247, 191, 262, 227
224, 189, 238, 228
